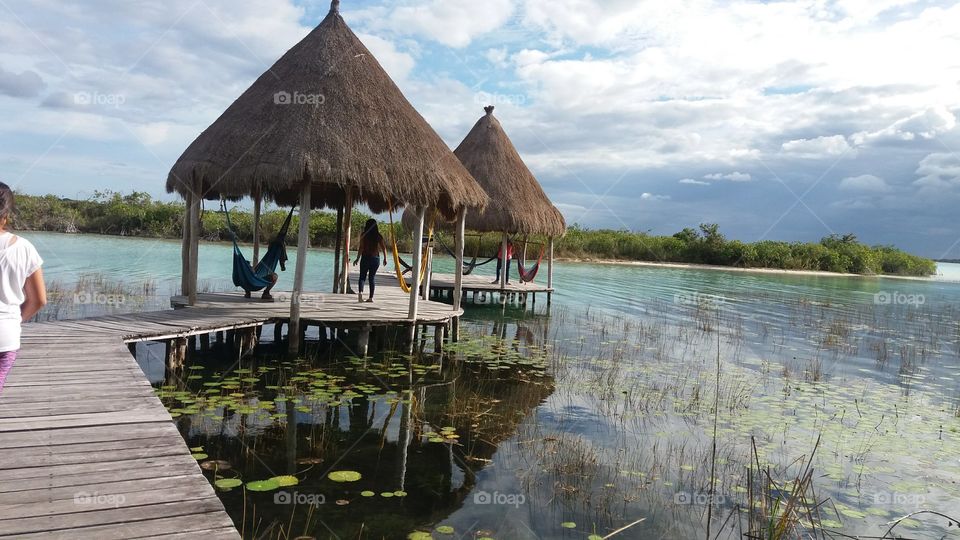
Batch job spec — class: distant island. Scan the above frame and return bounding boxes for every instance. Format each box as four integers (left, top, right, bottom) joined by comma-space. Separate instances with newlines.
14, 191, 937, 277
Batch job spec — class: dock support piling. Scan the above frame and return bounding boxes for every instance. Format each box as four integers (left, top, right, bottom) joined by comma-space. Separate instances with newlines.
165, 337, 188, 371
289, 179, 312, 356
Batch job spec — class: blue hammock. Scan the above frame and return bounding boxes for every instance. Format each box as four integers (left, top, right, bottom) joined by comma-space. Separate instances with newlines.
223, 204, 295, 292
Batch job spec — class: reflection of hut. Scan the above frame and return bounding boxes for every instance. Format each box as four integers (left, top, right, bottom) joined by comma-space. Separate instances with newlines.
167, 0, 487, 353
405, 106, 566, 295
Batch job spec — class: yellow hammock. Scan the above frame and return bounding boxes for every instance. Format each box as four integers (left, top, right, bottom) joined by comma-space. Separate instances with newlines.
386, 202, 436, 294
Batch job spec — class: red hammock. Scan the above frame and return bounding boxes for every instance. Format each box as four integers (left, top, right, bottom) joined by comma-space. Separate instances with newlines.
515, 244, 546, 283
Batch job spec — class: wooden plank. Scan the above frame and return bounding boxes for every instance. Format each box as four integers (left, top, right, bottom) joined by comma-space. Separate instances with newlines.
0, 422, 178, 449
0, 501, 233, 538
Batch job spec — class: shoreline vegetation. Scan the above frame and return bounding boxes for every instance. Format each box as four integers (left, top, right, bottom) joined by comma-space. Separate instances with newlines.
15, 191, 937, 277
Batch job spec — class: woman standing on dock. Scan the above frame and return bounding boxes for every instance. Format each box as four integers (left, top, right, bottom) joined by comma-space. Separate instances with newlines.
0, 182, 47, 393
353, 218, 387, 303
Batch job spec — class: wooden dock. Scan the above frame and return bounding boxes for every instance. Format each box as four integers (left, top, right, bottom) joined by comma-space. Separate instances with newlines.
0, 288, 461, 539
426, 272, 553, 308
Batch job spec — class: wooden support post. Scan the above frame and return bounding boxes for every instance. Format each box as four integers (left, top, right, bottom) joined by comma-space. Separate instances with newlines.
407, 207, 425, 351
451, 316, 460, 343
180, 188, 192, 300
239, 327, 258, 358
340, 190, 354, 295
434, 324, 443, 353
332, 205, 343, 293
274, 322, 284, 343
216, 331, 224, 345
453, 209, 466, 313
165, 337, 188, 371
499, 233, 508, 290
187, 335, 197, 351
547, 236, 555, 306
289, 180, 312, 356
252, 187, 262, 267
422, 246, 433, 300
187, 177, 201, 306
199, 333, 210, 352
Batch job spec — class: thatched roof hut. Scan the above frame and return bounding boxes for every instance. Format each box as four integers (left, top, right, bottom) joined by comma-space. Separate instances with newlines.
166, 0, 487, 219
169, 0, 482, 349
404, 106, 565, 236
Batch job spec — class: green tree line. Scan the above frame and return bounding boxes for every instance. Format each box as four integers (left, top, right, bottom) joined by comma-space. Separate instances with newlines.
12, 192, 936, 276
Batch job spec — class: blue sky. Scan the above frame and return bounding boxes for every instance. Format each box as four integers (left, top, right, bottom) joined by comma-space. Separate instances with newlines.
1, 0, 959, 257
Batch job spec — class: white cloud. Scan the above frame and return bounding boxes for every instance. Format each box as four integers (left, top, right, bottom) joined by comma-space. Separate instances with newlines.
355, 0, 515, 48
356, 33, 416, 82
704, 172, 751, 182
640, 192, 670, 201
839, 174, 890, 192
781, 135, 855, 158
852, 106, 957, 145
679, 178, 710, 185
914, 153, 960, 190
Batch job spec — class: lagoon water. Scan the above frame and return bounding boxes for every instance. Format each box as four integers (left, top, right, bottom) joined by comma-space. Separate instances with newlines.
24, 231, 960, 539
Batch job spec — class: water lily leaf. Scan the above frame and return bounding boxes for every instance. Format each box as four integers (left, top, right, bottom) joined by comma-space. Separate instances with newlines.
361, 491, 375, 497
328, 470, 362, 482
214, 478, 243, 490
561, 522, 576, 529
271, 475, 299, 487
246, 479, 281, 492
435, 526, 455, 535
407, 533, 433, 540
191, 453, 208, 460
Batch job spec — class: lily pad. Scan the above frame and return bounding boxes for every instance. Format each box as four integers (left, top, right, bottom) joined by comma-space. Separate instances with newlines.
271, 475, 299, 487
561, 522, 577, 529
246, 479, 281, 492
435, 526, 455, 535
361, 491, 375, 497
214, 478, 243, 490
328, 470, 362, 482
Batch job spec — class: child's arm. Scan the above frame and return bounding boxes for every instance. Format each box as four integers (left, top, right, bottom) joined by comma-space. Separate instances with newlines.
21, 269, 47, 322
380, 238, 387, 265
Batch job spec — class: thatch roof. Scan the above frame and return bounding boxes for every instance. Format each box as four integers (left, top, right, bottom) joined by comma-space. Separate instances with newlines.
404, 106, 565, 236
166, 0, 487, 219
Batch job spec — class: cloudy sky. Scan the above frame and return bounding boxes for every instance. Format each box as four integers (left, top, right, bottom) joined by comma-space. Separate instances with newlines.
1, 0, 959, 257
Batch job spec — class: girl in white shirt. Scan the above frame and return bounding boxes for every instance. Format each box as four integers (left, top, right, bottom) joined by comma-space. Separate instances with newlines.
0, 182, 47, 394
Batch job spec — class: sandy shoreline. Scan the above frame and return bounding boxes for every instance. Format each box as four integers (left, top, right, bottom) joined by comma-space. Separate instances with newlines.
554, 257, 948, 282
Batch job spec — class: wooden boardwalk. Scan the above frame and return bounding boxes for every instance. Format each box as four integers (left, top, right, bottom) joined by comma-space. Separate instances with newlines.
427, 273, 553, 307
0, 289, 461, 539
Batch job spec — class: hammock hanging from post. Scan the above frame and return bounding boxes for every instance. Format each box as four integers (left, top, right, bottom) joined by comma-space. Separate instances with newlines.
222, 201, 295, 292
435, 234, 498, 276
515, 239, 546, 283
386, 200, 435, 294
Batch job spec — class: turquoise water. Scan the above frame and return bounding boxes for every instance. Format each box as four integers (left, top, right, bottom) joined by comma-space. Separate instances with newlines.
23, 231, 960, 539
